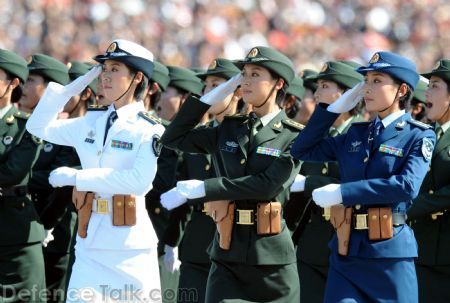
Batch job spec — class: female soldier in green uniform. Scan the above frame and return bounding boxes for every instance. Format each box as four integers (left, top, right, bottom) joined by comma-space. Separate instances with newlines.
407, 59, 450, 303
160, 46, 303, 302
0, 49, 44, 302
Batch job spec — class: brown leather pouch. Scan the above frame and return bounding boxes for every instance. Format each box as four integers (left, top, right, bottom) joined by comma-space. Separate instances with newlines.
73, 189, 93, 238
368, 207, 393, 240
113, 195, 136, 226
330, 205, 352, 256
207, 201, 234, 250
256, 202, 282, 235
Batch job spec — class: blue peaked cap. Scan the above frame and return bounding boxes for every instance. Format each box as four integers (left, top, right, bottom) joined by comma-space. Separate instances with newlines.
356, 51, 419, 90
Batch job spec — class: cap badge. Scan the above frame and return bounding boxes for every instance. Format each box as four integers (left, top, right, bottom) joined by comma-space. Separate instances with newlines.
247, 48, 259, 58
106, 42, 117, 54
208, 60, 217, 71
369, 53, 380, 64
66, 62, 72, 69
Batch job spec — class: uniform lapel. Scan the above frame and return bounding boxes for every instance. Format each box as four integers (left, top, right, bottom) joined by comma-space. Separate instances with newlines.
373, 115, 407, 150
434, 130, 450, 156
250, 111, 284, 153
95, 112, 108, 151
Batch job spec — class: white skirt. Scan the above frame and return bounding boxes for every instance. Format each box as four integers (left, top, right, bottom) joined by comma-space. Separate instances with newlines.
66, 242, 161, 303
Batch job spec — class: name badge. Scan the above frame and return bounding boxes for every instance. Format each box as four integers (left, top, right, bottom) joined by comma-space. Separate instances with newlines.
379, 144, 403, 157
256, 146, 281, 157
85, 138, 95, 144
111, 140, 133, 150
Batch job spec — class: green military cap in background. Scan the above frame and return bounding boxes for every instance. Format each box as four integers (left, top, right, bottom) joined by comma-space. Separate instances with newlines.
68, 61, 97, 94
301, 69, 318, 91
286, 76, 305, 100
27, 54, 70, 85
412, 79, 428, 104
167, 66, 204, 96
234, 46, 295, 86
315, 61, 363, 89
0, 49, 29, 83
197, 58, 240, 80
152, 61, 170, 91
422, 59, 450, 83
338, 60, 362, 69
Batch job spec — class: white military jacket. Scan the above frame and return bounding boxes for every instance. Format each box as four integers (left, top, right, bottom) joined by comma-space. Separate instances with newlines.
27, 83, 164, 250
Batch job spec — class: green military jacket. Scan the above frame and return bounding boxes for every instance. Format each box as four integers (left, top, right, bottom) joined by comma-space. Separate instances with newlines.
161, 96, 302, 265
0, 107, 43, 246
408, 128, 450, 265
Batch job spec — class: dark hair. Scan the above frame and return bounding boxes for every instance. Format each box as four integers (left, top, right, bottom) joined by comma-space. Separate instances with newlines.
392, 78, 413, 110
4, 72, 23, 103
128, 68, 149, 101
268, 69, 289, 107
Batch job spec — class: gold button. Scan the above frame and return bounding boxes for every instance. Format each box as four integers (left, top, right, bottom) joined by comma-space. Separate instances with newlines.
117, 202, 122, 206
154, 207, 161, 214
205, 164, 210, 171
371, 215, 377, 220
240, 158, 246, 164
128, 201, 134, 207
431, 213, 438, 220
308, 219, 312, 223
321, 167, 328, 174
383, 214, 388, 219
22, 202, 25, 207
427, 166, 431, 172
429, 190, 434, 195
355, 204, 361, 210
363, 157, 368, 163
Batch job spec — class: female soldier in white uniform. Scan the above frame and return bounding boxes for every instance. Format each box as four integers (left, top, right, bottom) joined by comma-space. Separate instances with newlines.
27, 39, 164, 303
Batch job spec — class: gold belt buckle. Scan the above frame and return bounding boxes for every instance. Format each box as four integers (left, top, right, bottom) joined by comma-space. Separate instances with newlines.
96, 199, 109, 214
354, 214, 368, 230
431, 212, 444, 220
236, 209, 254, 225
323, 207, 331, 221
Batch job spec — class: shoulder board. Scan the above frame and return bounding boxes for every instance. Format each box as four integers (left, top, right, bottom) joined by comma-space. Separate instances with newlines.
224, 114, 247, 120
87, 105, 108, 111
407, 119, 432, 130
13, 111, 31, 120
351, 121, 371, 126
138, 111, 162, 125
282, 119, 305, 130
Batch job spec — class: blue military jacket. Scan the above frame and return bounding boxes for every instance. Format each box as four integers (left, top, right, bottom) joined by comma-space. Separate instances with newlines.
291, 105, 435, 258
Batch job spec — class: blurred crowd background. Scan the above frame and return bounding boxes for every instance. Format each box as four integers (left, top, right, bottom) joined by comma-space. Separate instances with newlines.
0, 0, 448, 73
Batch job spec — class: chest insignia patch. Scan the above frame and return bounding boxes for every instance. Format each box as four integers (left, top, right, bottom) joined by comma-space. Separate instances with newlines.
85, 138, 95, 144
256, 146, 281, 157
3, 135, 13, 145
348, 140, 362, 152
111, 140, 133, 150
421, 138, 433, 161
44, 143, 53, 152
221, 141, 239, 153
379, 144, 403, 157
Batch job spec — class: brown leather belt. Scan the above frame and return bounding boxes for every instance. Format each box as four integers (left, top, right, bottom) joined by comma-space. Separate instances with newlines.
353, 212, 406, 230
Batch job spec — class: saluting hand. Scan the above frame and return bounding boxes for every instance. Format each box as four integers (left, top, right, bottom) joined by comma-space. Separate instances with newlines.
312, 184, 343, 207
200, 73, 242, 105
327, 81, 365, 114
49, 166, 78, 187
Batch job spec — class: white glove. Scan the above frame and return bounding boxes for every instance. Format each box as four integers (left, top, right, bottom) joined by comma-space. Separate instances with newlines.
290, 174, 306, 192
49, 167, 78, 187
42, 228, 54, 247
63, 65, 102, 97
200, 74, 242, 105
163, 245, 181, 273
312, 184, 343, 208
176, 180, 206, 199
327, 82, 365, 114
161, 188, 188, 210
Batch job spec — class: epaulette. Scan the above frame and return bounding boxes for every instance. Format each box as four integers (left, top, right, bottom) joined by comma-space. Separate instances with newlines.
138, 111, 162, 125
407, 119, 432, 130
224, 114, 247, 120
87, 105, 108, 111
351, 121, 371, 126
13, 111, 31, 119
282, 119, 305, 130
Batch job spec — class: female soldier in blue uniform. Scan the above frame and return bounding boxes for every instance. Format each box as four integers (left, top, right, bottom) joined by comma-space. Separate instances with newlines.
291, 51, 435, 303
160, 46, 303, 302
407, 59, 450, 303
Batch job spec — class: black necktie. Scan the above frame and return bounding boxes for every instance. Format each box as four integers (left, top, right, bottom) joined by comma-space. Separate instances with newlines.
104, 111, 118, 145
373, 119, 383, 139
